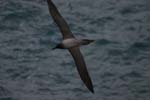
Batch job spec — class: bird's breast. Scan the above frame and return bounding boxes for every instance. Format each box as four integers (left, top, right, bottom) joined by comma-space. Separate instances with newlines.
62, 38, 80, 48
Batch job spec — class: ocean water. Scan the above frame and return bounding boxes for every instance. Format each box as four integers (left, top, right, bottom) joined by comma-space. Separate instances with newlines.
0, 0, 150, 100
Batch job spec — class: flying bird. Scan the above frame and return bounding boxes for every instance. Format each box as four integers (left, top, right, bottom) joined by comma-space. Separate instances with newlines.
47, 0, 94, 93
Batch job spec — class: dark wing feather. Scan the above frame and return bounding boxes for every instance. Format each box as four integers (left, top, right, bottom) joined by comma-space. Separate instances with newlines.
69, 47, 94, 93
47, 0, 74, 39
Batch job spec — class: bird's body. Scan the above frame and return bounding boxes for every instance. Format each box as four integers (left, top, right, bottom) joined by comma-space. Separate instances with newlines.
47, 0, 94, 93
62, 38, 80, 48
58, 38, 94, 49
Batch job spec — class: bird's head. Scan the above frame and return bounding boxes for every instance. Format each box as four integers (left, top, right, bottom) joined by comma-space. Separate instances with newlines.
52, 44, 64, 50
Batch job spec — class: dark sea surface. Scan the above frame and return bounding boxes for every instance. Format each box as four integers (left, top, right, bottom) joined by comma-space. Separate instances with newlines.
0, 0, 150, 100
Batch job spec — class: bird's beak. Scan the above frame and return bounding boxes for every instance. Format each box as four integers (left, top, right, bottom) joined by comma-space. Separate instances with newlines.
52, 46, 57, 50
90, 40, 95, 43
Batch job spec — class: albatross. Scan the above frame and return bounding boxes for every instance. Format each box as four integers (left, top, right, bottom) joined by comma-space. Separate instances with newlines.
47, 0, 94, 93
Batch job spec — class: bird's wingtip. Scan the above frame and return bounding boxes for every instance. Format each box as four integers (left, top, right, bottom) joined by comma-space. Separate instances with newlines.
89, 85, 94, 93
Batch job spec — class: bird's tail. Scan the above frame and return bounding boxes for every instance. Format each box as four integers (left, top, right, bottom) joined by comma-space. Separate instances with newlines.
81, 39, 95, 45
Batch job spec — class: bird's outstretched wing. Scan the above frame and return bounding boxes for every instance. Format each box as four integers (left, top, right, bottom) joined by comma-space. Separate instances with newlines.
47, 0, 74, 39
69, 47, 94, 93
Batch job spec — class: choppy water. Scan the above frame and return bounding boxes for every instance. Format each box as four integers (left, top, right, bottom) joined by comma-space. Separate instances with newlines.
0, 0, 150, 100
